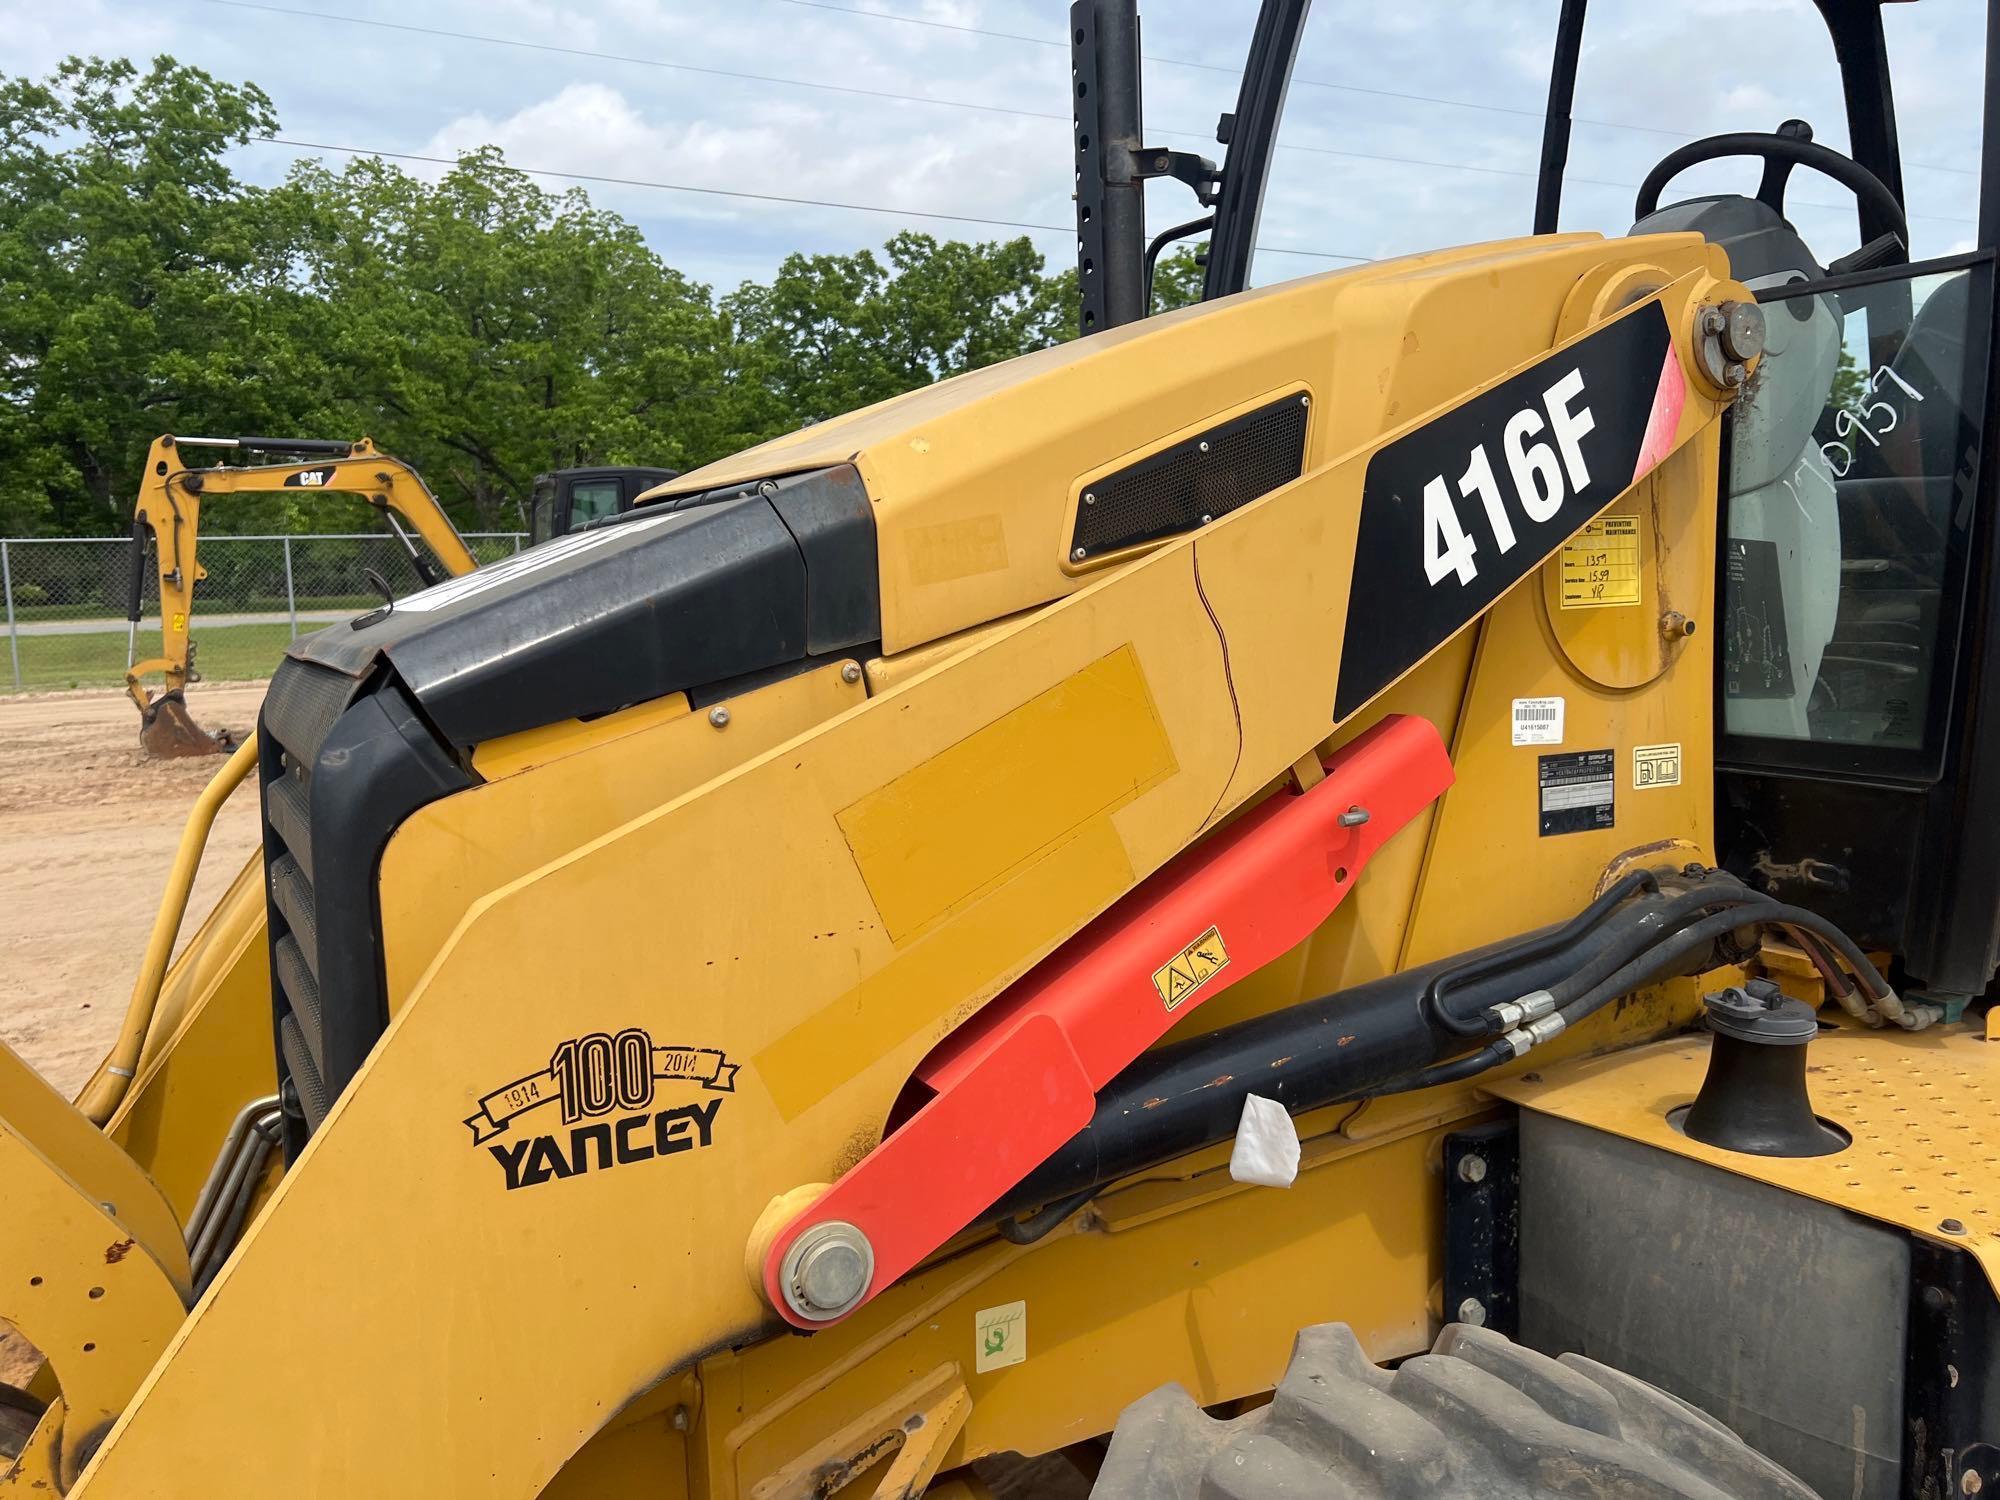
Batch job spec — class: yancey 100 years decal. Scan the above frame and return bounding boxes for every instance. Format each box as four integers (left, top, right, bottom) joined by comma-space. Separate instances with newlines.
466, 1028, 739, 1190
1333, 300, 1683, 720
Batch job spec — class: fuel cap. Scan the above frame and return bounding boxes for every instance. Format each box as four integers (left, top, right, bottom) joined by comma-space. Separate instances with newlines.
1679, 981, 1847, 1158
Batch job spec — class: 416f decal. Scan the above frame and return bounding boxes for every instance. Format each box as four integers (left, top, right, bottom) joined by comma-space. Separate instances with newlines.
1335, 300, 1682, 719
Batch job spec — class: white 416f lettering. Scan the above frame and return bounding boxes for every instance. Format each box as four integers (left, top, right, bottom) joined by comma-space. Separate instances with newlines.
1422, 369, 1596, 588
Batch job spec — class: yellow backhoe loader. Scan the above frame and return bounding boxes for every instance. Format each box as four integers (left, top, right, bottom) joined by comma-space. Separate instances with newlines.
123, 435, 481, 758
8, 0, 2000, 1495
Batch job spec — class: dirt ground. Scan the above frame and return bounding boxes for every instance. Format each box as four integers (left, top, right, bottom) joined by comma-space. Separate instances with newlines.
0, 683, 267, 1097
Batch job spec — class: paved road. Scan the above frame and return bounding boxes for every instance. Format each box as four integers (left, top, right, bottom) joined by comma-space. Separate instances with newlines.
5, 610, 351, 637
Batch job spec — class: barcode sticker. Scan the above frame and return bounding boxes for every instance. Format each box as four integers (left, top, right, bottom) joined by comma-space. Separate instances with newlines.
1511, 696, 1565, 746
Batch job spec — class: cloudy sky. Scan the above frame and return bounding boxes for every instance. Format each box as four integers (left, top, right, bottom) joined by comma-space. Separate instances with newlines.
9, 0, 1987, 296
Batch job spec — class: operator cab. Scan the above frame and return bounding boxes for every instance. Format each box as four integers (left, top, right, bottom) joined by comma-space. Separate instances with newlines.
1553, 10, 1998, 1009
527, 465, 680, 547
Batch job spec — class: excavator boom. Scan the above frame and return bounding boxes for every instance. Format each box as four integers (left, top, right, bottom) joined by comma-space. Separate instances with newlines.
122, 435, 478, 757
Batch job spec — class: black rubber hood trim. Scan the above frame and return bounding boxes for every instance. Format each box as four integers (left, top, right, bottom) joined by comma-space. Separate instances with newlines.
287, 465, 880, 747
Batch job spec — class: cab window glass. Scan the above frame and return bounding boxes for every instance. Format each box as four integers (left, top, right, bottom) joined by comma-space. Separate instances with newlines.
567, 479, 622, 531
1723, 264, 1989, 753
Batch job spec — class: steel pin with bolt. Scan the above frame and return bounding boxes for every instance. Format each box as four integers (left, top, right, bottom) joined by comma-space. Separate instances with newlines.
780, 1221, 875, 1322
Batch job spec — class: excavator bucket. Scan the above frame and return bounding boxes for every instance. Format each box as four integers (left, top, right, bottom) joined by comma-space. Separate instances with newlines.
137, 692, 234, 760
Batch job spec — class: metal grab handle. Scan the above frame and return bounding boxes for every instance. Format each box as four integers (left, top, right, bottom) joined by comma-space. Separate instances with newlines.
75, 732, 260, 1125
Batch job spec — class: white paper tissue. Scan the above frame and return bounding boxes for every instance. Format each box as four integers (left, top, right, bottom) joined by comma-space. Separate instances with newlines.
1228, 1092, 1300, 1188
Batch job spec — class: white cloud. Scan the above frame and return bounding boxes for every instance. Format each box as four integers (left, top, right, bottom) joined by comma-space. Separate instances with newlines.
9, 0, 1985, 287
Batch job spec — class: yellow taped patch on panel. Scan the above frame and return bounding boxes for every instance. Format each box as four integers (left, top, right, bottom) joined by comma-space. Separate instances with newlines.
755, 814, 1136, 1118
904, 514, 1010, 584
835, 643, 1176, 944
1559, 514, 1641, 608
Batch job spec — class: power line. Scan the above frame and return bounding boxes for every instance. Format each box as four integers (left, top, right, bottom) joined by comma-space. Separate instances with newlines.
771, 0, 1054, 49
195, 0, 1061, 127
765, 0, 1975, 175
198, 0, 1975, 225
254, 136, 1374, 260
262, 136, 1071, 230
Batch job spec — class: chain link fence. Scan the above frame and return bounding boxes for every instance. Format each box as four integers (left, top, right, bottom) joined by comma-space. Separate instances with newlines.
0, 532, 525, 693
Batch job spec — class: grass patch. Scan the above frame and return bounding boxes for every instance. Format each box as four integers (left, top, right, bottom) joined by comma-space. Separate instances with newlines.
3, 622, 298, 693
9, 593, 382, 623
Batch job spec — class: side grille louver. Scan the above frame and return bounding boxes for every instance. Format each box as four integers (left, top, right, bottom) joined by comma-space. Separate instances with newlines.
1070, 392, 1311, 561
258, 657, 473, 1155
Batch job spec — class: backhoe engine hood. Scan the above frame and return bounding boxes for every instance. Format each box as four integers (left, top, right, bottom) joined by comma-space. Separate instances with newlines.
288, 464, 880, 748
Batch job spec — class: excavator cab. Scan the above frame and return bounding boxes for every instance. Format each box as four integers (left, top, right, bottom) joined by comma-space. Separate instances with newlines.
526, 465, 681, 546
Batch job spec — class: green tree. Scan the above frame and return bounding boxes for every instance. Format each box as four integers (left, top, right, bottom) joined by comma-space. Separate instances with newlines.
723, 232, 1074, 431
0, 54, 1188, 539
287, 148, 736, 529
1151, 245, 1207, 313
0, 56, 326, 534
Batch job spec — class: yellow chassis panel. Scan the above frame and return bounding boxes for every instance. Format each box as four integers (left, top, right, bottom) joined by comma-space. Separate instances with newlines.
50, 233, 1758, 1495
1496, 1024, 2000, 1293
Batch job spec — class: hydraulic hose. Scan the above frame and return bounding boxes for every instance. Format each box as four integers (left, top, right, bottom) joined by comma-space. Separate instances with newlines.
1376, 898, 1792, 1099
1433, 875, 1764, 1040
1389, 898, 1910, 1102
1425, 869, 1659, 1037
1555, 903, 1791, 1027
126, 518, 149, 670
985, 875, 1905, 1224
995, 1186, 1100, 1245
1738, 901, 1916, 1026
1539, 883, 1768, 1010
75, 732, 260, 1125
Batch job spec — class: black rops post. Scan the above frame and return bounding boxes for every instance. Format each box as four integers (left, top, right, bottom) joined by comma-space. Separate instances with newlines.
1072, 0, 1146, 333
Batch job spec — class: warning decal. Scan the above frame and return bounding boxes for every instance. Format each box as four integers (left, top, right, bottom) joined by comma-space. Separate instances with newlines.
1723, 538, 1796, 699
1152, 926, 1230, 1012
1538, 750, 1615, 836
1559, 515, 1641, 608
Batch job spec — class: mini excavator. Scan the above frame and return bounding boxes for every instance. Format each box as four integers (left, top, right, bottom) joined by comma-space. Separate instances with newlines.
123, 437, 676, 756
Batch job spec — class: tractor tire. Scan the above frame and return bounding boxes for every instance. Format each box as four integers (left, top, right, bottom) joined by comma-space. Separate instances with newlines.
1090, 1322, 1815, 1499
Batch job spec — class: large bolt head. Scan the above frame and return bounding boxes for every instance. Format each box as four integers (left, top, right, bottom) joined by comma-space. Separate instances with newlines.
1720, 300, 1766, 363
782, 1221, 875, 1322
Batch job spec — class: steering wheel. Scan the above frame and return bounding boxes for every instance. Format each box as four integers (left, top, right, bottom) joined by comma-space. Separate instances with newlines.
1634, 123, 1909, 258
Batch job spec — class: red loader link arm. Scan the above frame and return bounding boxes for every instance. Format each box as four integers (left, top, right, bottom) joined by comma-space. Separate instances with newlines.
760, 714, 1455, 1328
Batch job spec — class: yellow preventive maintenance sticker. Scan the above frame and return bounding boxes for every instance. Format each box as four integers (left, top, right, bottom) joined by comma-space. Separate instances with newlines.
1152, 926, 1229, 1011
1559, 515, 1641, 608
